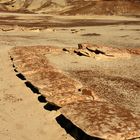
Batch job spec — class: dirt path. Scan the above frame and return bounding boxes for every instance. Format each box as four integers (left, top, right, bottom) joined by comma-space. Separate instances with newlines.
0, 46, 73, 140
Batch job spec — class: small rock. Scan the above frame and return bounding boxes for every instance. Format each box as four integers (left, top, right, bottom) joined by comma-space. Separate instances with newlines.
74, 49, 91, 57
62, 48, 70, 53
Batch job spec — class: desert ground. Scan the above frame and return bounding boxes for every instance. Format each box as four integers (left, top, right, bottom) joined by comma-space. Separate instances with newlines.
0, 11, 140, 140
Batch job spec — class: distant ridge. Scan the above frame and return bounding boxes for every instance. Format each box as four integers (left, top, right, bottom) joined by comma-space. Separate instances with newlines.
0, 0, 140, 15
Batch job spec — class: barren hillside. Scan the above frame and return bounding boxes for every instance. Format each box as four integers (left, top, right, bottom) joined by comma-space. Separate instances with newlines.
0, 0, 140, 15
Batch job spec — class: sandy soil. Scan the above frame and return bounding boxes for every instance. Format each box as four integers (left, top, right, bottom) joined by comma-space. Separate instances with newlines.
0, 47, 74, 140
0, 13, 140, 140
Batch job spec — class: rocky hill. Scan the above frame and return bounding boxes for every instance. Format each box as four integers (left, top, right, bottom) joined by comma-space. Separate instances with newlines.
0, 0, 140, 15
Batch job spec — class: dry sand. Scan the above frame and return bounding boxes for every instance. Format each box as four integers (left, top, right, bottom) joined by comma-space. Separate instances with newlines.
0, 46, 74, 140
0, 13, 140, 140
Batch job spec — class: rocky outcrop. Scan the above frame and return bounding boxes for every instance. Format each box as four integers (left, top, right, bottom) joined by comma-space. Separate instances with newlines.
0, 0, 140, 15
9, 44, 140, 140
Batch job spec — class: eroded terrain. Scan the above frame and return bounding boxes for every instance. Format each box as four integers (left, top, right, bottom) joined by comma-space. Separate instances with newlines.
9, 43, 140, 140
0, 11, 140, 140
